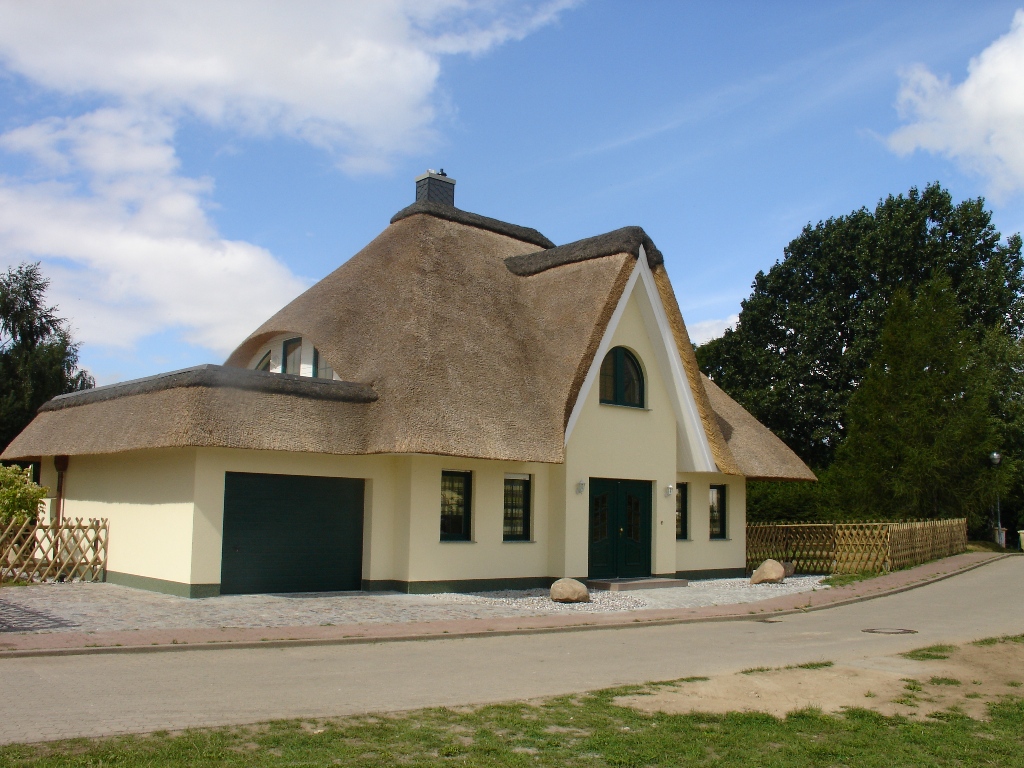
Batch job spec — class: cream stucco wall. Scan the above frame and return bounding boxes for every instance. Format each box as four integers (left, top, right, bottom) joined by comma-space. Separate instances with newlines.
400, 455, 552, 583
563, 289, 679, 578
675, 473, 746, 573
51, 449, 199, 585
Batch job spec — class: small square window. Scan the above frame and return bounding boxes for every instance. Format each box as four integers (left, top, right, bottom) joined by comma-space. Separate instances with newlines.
676, 483, 688, 540
441, 471, 472, 541
710, 485, 727, 540
503, 474, 531, 541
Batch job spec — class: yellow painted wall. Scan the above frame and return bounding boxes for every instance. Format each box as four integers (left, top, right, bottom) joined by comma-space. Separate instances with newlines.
564, 290, 679, 578
54, 449, 199, 584
402, 454, 552, 582
675, 473, 746, 572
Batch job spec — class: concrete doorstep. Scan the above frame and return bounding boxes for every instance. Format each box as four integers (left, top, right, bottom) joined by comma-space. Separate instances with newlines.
0, 552, 1011, 659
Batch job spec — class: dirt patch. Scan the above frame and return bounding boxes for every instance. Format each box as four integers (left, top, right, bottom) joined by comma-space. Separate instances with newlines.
617, 637, 1024, 720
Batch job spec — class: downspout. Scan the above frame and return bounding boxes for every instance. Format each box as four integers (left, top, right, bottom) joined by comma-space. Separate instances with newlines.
53, 455, 69, 526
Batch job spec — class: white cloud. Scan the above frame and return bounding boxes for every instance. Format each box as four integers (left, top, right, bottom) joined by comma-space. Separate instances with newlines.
888, 10, 1024, 197
0, 0, 575, 171
688, 314, 739, 346
0, 108, 307, 353
0, 1, 575, 370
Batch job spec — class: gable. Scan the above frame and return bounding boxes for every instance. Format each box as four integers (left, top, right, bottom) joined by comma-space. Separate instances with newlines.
564, 251, 717, 473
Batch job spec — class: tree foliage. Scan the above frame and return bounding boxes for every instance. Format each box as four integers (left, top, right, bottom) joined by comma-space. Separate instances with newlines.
0, 263, 94, 451
828, 275, 1001, 526
697, 183, 1024, 469
0, 464, 47, 525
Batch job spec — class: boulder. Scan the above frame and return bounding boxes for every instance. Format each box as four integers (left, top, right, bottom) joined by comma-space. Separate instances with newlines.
751, 559, 786, 584
782, 561, 796, 578
550, 578, 591, 603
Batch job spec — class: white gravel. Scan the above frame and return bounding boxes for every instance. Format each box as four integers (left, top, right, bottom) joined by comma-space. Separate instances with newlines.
421, 575, 828, 613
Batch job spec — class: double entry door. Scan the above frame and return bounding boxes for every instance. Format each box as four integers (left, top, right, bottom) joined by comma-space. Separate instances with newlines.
588, 478, 652, 579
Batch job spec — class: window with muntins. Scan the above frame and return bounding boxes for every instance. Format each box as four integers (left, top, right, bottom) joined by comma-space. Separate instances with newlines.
599, 347, 644, 408
676, 483, 688, 539
709, 484, 727, 539
282, 337, 302, 375
255, 351, 271, 372
440, 471, 472, 541
503, 474, 531, 541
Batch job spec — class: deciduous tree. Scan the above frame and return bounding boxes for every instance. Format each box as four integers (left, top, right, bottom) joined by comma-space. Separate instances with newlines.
0, 263, 94, 451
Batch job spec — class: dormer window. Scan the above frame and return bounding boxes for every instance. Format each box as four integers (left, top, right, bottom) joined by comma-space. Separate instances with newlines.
250, 336, 338, 380
599, 347, 644, 408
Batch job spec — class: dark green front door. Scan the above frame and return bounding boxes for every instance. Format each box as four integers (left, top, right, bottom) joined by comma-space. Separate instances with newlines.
588, 478, 652, 579
221, 472, 364, 594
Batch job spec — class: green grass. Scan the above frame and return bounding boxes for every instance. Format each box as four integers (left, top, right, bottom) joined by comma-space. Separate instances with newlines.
742, 661, 834, 675
1, 687, 1022, 768
928, 677, 962, 687
902, 644, 957, 661
821, 571, 880, 587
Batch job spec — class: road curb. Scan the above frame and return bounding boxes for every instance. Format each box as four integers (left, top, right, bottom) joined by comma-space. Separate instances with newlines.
0, 553, 1014, 660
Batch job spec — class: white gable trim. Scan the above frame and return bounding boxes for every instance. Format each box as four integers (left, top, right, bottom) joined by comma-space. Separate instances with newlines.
563, 249, 717, 473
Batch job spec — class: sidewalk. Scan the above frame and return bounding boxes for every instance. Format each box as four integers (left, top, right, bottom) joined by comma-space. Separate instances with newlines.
0, 552, 1010, 658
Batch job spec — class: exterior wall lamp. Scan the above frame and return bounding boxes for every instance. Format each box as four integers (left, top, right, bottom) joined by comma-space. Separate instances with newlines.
664, 484, 674, 497
575, 480, 586, 495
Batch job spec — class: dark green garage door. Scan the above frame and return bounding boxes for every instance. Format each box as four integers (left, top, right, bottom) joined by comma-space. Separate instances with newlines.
221, 472, 365, 594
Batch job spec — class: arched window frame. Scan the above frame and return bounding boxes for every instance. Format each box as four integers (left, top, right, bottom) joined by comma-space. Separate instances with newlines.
599, 346, 645, 408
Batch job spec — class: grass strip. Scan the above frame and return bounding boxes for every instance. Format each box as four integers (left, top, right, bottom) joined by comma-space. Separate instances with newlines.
4, 684, 1020, 768
902, 644, 957, 661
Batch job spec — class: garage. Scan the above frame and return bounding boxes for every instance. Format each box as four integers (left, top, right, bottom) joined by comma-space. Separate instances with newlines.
221, 472, 365, 594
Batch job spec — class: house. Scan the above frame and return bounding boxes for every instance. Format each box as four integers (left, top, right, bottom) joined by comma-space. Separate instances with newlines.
1, 172, 815, 597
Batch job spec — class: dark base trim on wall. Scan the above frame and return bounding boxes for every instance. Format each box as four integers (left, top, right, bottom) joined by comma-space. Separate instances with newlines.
674, 567, 746, 580
362, 576, 556, 594
106, 570, 221, 598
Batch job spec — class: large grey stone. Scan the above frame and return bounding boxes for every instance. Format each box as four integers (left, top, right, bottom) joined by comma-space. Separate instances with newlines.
751, 559, 786, 584
782, 561, 797, 578
550, 578, 590, 603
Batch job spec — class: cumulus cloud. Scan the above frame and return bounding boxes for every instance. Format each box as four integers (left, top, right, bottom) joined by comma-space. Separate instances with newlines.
687, 314, 739, 346
888, 10, 1024, 197
0, 0, 575, 171
0, 1, 574, 369
0, 108, 306, 352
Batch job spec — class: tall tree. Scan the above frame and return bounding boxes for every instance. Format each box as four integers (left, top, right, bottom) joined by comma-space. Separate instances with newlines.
0, 263, 94, 450
829, 275, 1000, 526
697, 183, 1023, 469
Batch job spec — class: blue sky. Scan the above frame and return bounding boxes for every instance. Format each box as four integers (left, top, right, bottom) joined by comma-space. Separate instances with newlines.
1, 1, 1023, 384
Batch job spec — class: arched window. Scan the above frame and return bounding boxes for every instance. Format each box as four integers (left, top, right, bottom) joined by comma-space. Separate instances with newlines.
599, 347, 644, 408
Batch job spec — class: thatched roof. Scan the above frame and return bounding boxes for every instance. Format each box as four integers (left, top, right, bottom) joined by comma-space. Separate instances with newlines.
3, 203, 815, 482
700, 375, 817, 481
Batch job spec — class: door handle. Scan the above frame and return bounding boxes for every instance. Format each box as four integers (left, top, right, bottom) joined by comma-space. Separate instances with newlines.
619, 527, 624, 537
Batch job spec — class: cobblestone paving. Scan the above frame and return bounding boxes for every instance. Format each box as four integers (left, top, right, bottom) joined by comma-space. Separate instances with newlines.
0, 577, 827, 635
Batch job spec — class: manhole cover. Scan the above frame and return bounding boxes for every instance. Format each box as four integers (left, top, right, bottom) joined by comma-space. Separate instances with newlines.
862, 628, 918, 635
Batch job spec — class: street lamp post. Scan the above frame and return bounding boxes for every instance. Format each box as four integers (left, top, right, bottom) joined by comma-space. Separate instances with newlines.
990, 451, 1004, 548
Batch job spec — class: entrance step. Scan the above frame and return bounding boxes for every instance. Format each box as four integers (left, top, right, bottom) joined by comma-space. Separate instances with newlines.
586, 577, 687, 592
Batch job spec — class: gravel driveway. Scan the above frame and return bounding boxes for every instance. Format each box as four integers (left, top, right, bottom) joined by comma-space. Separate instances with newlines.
0, 576, 827, 634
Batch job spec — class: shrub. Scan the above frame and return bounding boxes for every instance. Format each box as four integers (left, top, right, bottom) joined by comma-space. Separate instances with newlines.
0, 464, 48, 526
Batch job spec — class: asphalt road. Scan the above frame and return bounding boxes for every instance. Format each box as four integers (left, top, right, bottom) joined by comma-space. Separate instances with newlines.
1, 556, 1021, 745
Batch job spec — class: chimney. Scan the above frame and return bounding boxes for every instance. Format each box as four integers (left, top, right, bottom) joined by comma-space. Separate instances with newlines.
415, 169, 456, 206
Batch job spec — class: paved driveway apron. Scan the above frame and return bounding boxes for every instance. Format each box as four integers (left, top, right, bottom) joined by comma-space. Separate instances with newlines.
0, 557, 1021, 745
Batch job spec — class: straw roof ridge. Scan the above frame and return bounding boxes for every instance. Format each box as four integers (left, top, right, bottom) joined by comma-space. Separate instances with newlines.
700, 374, 817, 482
40, 364, 377, 413
390, 200, 555, 249
504, 226, 665, 276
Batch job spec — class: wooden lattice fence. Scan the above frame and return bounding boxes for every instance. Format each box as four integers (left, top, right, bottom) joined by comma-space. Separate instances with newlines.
1, 518, 108, 584
747, 519, 967, 575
